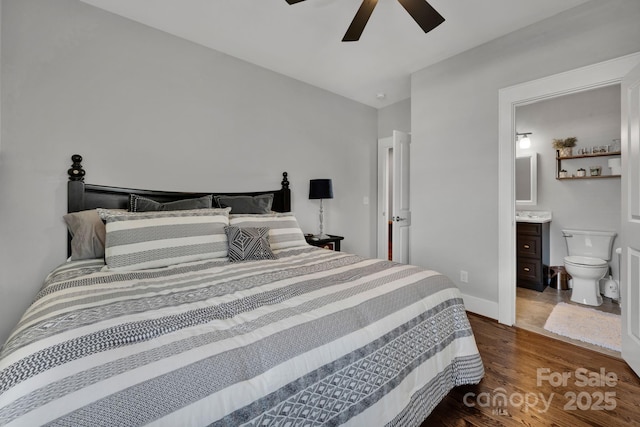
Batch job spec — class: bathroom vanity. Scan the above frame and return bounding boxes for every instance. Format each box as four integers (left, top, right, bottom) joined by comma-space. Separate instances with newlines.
516, 212, 551, 292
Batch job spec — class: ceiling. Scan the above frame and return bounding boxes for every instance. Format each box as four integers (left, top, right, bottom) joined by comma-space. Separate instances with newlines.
80, 0, 590, 108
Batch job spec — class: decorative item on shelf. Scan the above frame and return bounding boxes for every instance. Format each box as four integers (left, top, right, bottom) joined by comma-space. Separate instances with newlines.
589, 166, 602, 177
559, 169, 568, 178
516, 132, 532, 149
592, 145, 609, 154
576, 168, 586, 177
612, 138, 621, 152
609, 158, 622, 175
552, 137, 577, 158
309, 178, 333, 240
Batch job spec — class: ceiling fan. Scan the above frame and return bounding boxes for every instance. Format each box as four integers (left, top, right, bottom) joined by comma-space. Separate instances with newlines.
285, 0, 445, 42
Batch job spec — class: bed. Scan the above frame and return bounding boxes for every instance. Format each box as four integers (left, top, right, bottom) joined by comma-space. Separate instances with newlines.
0, 155, 484, 426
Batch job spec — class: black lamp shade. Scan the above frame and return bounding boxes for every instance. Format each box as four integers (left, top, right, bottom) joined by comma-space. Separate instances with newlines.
309, 179, 333, 199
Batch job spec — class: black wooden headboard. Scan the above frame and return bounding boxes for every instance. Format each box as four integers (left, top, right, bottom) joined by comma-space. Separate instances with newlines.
66, 154, 291, 255
67, 154, 291, 214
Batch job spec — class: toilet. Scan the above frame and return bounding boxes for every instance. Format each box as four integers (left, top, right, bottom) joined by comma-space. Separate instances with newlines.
562, 229, 616, 306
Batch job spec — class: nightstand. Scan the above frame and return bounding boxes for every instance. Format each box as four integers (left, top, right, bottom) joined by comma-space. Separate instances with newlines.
305, 234, 344, 251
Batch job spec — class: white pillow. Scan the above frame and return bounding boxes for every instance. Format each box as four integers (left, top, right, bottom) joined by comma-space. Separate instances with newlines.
98, 208, 231, 271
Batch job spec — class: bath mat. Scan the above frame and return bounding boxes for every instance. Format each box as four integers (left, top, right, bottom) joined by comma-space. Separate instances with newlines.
543, 302, 621, 352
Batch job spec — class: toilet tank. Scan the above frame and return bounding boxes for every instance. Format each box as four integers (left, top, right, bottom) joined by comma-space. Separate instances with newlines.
562, 229, 617, 260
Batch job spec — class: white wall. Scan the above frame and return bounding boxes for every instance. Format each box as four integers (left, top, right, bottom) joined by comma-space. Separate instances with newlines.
0, 0, 2, 154
378, 98, 411, 138
0, 0, 377, 343
516, 85, 621, 279
410, 0, 640, 309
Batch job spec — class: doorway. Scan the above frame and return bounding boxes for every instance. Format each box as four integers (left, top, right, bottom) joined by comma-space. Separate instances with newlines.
497, 52, 640, 326
377, 130, 411, 263
512, 85, 624, 356
378, 136, 393, 260
498, 52, 640, 374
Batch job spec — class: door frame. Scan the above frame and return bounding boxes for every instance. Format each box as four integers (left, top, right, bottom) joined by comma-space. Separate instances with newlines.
377, 136, 393, 260
621, 61, 640, 375
498, 52, 640, 326
391, 130, 411, 265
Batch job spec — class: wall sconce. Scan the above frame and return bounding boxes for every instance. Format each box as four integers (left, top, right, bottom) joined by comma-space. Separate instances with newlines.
516, 132, 532, 149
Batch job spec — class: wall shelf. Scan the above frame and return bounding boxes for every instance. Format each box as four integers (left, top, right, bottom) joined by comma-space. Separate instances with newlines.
557, 175, 620, 180
555, 150, 621, 180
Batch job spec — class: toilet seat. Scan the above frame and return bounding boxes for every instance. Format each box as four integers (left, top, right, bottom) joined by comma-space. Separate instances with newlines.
565, 255, 607, 268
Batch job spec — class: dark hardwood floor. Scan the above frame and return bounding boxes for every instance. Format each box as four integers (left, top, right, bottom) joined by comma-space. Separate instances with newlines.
423, 313, 640, 427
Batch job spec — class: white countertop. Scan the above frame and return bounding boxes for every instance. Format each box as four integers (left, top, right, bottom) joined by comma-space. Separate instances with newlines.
516, 211, 552, 223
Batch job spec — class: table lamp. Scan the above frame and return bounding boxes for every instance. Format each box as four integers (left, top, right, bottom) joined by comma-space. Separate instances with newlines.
309, 179, 333, 240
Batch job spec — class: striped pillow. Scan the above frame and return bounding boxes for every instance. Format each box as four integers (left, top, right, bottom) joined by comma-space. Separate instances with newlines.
229, 213, 309, 250
98, 208, 231, 271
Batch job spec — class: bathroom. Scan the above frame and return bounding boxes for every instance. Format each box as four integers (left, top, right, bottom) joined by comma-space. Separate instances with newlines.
514, 84, 622, 354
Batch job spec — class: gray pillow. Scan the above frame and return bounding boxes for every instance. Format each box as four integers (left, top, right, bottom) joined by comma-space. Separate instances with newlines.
63, 209, 125, 260
214, 194, 273, 214
225, 226, 277, 262
129, 194, 213, 212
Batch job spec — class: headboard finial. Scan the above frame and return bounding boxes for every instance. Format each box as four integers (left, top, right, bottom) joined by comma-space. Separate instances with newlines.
281, 172, 289, 189
68, 154, 85, 182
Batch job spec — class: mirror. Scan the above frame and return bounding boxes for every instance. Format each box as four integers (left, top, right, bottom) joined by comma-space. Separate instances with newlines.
516, 153, 537, 205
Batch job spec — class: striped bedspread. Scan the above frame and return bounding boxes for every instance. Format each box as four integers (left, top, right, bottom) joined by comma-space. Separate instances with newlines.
0, 247, 483, 426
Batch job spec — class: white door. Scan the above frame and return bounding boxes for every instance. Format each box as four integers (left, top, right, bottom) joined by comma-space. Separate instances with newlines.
377, 137, 393, 260
392, 130, 411, 264
621, 62, 640, 376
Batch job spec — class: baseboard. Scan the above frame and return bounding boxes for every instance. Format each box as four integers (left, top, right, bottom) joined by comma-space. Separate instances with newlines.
461, 293, 499, 320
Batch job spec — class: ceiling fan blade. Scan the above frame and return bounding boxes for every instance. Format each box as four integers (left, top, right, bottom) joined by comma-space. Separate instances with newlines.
396, 0, 444, 34
285, 0, 306, 4
342, 0, 378, 42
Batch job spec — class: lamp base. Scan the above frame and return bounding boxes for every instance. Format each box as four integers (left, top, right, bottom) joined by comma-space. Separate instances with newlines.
313, 233, 331, 240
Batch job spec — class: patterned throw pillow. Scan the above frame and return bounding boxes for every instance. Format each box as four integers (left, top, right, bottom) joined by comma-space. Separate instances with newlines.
229, 213, 308, 250
225, 226, 277, 262
98, 208, 230, 271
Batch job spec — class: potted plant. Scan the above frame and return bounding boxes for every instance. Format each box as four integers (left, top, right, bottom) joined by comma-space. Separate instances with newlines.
559, 169, 568, 178
576, 167, 586, 177
552, 137, 578, 157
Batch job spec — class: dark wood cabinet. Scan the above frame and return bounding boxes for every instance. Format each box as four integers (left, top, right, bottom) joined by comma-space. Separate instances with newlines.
516, 222, 550, 292
305, 234, 344, 251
